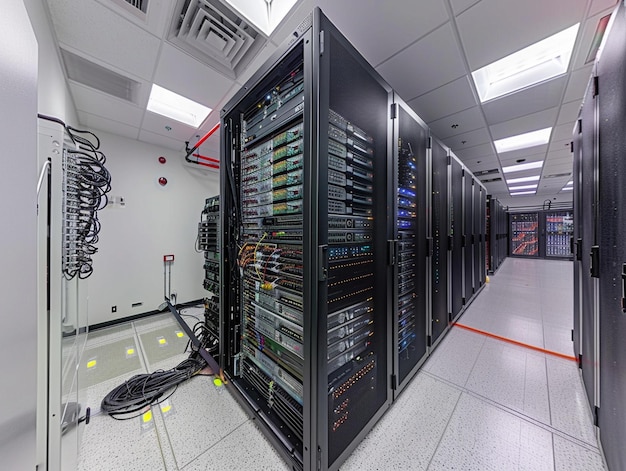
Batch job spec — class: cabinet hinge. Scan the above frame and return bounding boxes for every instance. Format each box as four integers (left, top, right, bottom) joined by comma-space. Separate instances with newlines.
427, 137, 432, 149
390, 103, 397, 119
578, 353, 583, 369
594, 406, 600, 427
391, 374, 397, 390
427, 335, 432, 347
590, 245, 600, 278
593, 76, 599, 97
319, 30, 324, 56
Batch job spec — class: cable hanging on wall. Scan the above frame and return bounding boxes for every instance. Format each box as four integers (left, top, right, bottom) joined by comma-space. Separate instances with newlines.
62, 126, 112, 279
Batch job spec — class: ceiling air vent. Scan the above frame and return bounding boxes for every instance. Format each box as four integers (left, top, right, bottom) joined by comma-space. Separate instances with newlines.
100, 0, 148, 19
60, 48, 141, 103
475, 168, 500, 176
544, 172, 571, 179
168, 0, 267, 79
480, 177, 502, 183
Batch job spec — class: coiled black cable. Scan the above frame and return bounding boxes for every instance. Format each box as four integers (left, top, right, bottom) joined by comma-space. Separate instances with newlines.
101, 321, 218, 420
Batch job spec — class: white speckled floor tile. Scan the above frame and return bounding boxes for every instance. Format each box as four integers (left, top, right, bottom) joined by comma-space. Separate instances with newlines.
428, 393, 552, 471
422, 328, 485, 387
464, 337, 551, 424
86, 323, 135, 347
546, 357, 597, 446
78, 374, 166, 471
553, 435, 607, 471
133, 313, 178, 333
181, 420, 290, 471
341, 373, 462, 471
148, 357, 249, 469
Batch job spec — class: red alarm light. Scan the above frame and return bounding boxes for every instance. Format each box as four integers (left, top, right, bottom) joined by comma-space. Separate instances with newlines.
158, 177, 168, 186
158, 156, 166, 164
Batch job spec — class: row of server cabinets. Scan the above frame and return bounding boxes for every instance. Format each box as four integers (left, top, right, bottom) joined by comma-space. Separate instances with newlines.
509, 210, 574, 259
572, 2, 626, 470
486, 198, 507, 274
217, 9, 486, 471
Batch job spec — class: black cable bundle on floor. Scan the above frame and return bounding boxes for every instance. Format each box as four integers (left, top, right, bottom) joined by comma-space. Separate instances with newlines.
101, 319, 218, 420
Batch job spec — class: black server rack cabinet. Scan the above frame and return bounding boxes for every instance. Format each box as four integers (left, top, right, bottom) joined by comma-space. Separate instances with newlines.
430, 138, 449, 347
449, 153, 464, 321
391, 97, 429, 395
578, 73, 598, 410
462, 171, 474, 304
474, 182, 486, 289
509, 212, 539, 257
496, 200, 508, 268
595, 4, 626, 468
219, 10, 392, 471
572, 116, 583, 366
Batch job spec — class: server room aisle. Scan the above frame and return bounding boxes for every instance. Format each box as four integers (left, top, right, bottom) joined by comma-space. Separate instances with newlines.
78, 258, 606, 470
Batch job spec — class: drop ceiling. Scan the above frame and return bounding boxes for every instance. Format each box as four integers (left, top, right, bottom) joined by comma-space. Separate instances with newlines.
44, 0, 618, 207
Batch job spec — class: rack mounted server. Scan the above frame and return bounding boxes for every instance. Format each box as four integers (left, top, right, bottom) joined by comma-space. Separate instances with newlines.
219, 9, 487, 471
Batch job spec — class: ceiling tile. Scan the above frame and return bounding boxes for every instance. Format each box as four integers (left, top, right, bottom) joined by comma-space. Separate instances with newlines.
376, 23, 466, 100
482, 76, 568, 125
590, 0, 619, 17
453, 142, 496, 162
450, 0, 481, 16
141, 109, 200, 145
274, 0, 449, 67
428, 106, 486, 139
153, 43, 235, 109
48, 0, 161, 80
447, 127, 491, 150
138, 128, 184, 151
408, 76, 477, 122
552, 123, 576, 142
77, 110, 140, 140
456, 0, 587, 70
548, 136, 573, 153
70, 82, 145, 127
557, 100, 583, 124
563, 65, 593, 103
489, 108, 559, 140
498, 150, 546, 166
571, 9, 615, 68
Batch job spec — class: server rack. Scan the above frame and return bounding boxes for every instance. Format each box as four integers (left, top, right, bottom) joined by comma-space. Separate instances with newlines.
509, 212, 539, 257
462, 172, 474, 304
473, 182, 485, 288
430, 138, 449, 347
479, 186, 487, 284
198, 196, 220, 351
578, 74, 598, 410
220, 10, 391, 470
391, 97, 429, 394
449, 154, 464, 321
487, 197, 507, 274
594, 4, 626, 468
572, 117, 583, 368
544, 211, 573, 258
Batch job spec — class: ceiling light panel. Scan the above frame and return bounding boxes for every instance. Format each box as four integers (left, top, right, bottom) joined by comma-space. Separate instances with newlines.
494, 127, 552, 153
147, 84, 212, 128
472, 23, 579, 102
223, 0, 298, 36
506, 175, 541, 184
508, 184, 538, 191
561, 187, 573, 191
502, 160, 544, 174
510, 190, 537, 196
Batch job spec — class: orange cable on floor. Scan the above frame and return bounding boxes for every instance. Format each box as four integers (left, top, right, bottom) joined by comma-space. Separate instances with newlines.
454, 322, 578, 362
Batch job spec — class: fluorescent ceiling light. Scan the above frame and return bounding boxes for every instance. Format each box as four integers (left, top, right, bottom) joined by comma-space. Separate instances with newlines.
147, 84, 212, 128
494, 128, 552, 153
506, 175, 541, 184
223, 0, 299, 36
511, 191, 537, 196
502, 160, 544, 174
565, 180, 573, 186
472, 23, 579, 102
562, 187, 573, 191
508, 184, 538, 191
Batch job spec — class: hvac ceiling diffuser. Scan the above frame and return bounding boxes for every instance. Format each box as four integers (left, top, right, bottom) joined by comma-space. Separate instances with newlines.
168, 0, 267, 79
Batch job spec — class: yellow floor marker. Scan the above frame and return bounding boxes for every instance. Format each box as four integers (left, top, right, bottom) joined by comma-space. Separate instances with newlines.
86, 359, 97, 369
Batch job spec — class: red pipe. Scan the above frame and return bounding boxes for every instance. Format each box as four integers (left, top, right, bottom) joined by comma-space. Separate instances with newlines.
193, 153, 220, 163
195, 161, 219, 169
192, 122, 220, 150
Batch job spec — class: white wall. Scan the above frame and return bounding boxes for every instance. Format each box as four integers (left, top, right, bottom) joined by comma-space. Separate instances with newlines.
87, 131, 219, 325
0, 0, 39, 468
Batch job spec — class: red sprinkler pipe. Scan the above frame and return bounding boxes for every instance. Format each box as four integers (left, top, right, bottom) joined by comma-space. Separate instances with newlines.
195, 161, 219, 169
185, 122, 220, 162
193, 153, 220, 164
